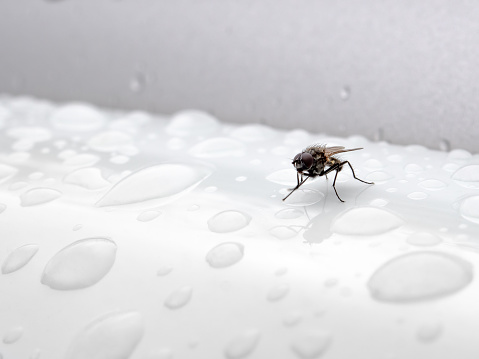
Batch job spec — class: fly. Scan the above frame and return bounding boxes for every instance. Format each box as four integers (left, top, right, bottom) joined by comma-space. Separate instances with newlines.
282, 145, 374, 202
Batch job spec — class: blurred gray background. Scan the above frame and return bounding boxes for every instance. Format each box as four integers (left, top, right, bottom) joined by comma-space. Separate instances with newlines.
0, 0, 478, 152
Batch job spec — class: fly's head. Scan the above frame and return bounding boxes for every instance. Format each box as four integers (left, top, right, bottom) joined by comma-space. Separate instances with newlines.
292, 152, 314, 173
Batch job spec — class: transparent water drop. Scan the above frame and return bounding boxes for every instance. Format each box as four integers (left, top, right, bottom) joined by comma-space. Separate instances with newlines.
369, 198, 388, 207
363, 159, 384, 170
9, 181, 28, 191
447, 149, 471, 161
406, 232, 442, 247
65, 311, 143, 359
147, 348, 174, 359
275, 267, 288, 276
204, 186, 218, 193
73, 224, 83, 231
64, 168, 110, 190
267, 169, 316, 186
407, 192, 428, 200
224, 329, 260, 359
129, 71, 147, 93
283, 311, 303, 327
63, 154, 101, 167
339, 86, 351, 100
418, 179, 447, 191
2, 244, 39, 274
269, 226, 297, 240
324, 278, 338, 288
3, 326, 23, 344
110, 155, 130, 164
442, 163, 459, 172
416, 321, 442, 343
452, 165, 479, 188
275, 208, 303, 219
368, 252, 473, 302
157, 266, 173, 276
7, 126, 52, 142
365, 171, 394, 183
88, 131, 132, 153
207, 210, 251, 233
97, 163, 212, 207
405, 164, 423, 173
291, 331, 332, 359
167, 137, 186, 150
266, 283, 289, 301
230, 124, 276, 142
164, 286, 193, 309
189, 137, 246, 158
30, 348, 41, 359
235, 176, 247, 182
50, 103, 105, 132
331, 207, 403, 235
20, 188, 62, 207
0, 203, 6, 214
137, 210, 161, 222
282, 189, 324, 206
167, 110, 219, 137
41, 237, 117, 290
0, 164, 18, 184
459, 196, 479, 224
206, 242, 244, 268
387, 154, 403, 162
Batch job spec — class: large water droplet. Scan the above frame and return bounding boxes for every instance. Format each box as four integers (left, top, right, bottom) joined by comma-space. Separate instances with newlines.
50, 103, 105, 132
416, 321, 442, 343
0, 203, 6, 214
459, 196, 479, 224
189, 137, 246, 158
230, 124, 276, 142
418, 179, 447, 191
20, 188, 62, 206
406, 232, 442, 247
266, 283, 290, 301
88, 131, 133, 153
368, 252, 473, 302
41, 238, 117, 290
207, 210, 251, 233
64, 168, 110, 190
164, 286, 193, 309
405, 164, 423, 173
2, 244, 39, 274
206, 242, 244, 268
275, 208, 303, 219
167, 110, 219, 137
0, 164, 18, 184
291, 331, 332, 359
224, 329, 260, 359
3, 326, 23, 344
97, 163, 212, 207
65, 311, 143, 359
331, 207, 403, 236
452, 165, 479, 188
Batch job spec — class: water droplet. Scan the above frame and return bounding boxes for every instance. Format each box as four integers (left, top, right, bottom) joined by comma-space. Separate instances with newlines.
275, 267, 288, 276
452, 165, 479, 188
0, 203, 6, 214
73, 224, 83, 231
167, 110, 219, 137
407, 191, 428, 200
369, 198, 388, 207
30, 348, 41, 359
439, 139, 451, 152
283, 311, 303, 327
207, 210, 251, 233
271, 146, 289, 156
416, 321, 442, 343
0, 164, 18, 184
365, 171, 394, 183
64, 168, 110, 190
267, 169, 304, 186
2, 244, 39, 274
20, 188, 62, 206
405, 164, 423, 173
110, 155, 130, 164
164, 286, 193, 309
235, 176, 247, 182
269, 226, 297, 240
204, 186, 218, 193
324, 278, 338, 288
373, 128, 384, 142
63, 154, 101, 167
3, 326, 23, 344
459, 196, 479, 224
97, 163, 212, 207
275, 208, 303, 219
406, 232, 442, 247
206, 242, 244, 268
447, 149, 471, 161
50, 103, 105, 131
230, 124, 276, 142
442, 163, 459, 172
129, 71, 147, 93
88, 131, 133, 153
157, 266, 173, 276
41, 237, 117, 290
418, 179, 447, 191
189, 137, 246, 158
387, 154, 403, 162
7, 126, 52, 142
147, 348, 174, 359
368, 252, 473, 302
65, 311, 143, 358
224, 329, 260, 359
137, 210, 161, 222
266, 283, 289, 301
363, 159, 384, 170
339, 86, 351, 100
331, 207, 403, 235
167, 137, 186, 150
291, 331, 332, 359
282, 189, 324, 206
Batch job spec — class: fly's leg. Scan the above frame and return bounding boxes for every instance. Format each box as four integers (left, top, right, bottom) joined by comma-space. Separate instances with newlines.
342, 161, 374, 185
283, 176, 310, 201
332, 168, 344, 202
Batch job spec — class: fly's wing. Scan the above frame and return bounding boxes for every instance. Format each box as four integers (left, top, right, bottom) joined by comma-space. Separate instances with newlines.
324, 146, 363, 156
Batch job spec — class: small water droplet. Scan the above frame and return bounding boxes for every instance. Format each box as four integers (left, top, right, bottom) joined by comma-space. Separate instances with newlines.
235, 176, 247, 182
188, 204, 200, 211
167, 110, 220, 137
369, 198, 388, 207
363, 159, 384, 170
7, 126, 52, 142
224, 329, 260, 359
447, 149, 471, 161
3, 326, 23, 344
418, 179, 447, 191
0, 203, 6, 214
269, 226, 297, 240
368, 252, 473, 302
157, 266, 173, 276
404, 164, 423, 173
324, 278, 338, 288
266, 169, 305, 186
205, 242, 244, 268
387, 154, 403, 162
50, 103, 105, 132
365, 171, 394, 183
65, 311, 144, 358
407, 191, 428, 200
230, 124, 276, 142
275, 267, 288, 276
129, 71, 147, 93
204, 186, 218, 193
283, 311, 303, 327
41, 237, 117, 290
452, 165, 479, 188
2, 244, 39, 274
110, 155, 130, 164
164, 286, 193, 309
339, 86, 351, 100
73, 224, 83, 231
416, 321, 442, 343
137, 210, 161, 222
291, 331, 332, 359
0, 164, 18, 184
442, 163, 459, 172
63, 153, 101, 167
88, 131, 133, 153
64, 168, 110, 190
282, 189, 324, 206
406, 232, 442, 247
459, 196, 479, 224
20, 187, 62, 206
190, 137, 246, 158
207, 210, 251, 233
30, 348, 41, 359
267, 283, 289, 301
331, 207, 403, 235
275, 208, 303, 219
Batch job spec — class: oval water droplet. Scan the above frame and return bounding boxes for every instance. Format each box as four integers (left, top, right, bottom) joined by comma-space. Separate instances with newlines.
0, 164, 18, 184
406, 232, 442, 247
407, 191, 428, 200
206, 242, 244, 268
266, 169, 310, 186
282, 189, 324, 206
368, 252, 473, 302
418, 179, 447, 191
416, 321, 442, 343
3, 326, 23, 344
64, 168, 110, 190
363, 159, 384, 170
20, 188, 62, 206
41, 237, 117, 290
88, 131, 133, 153
50, 103, 105, 132
157, 266, 173, 276
266, 283, 289, 301
167, 110, 219, 137
459, 196, 479, 224
189, 137, 246, 158
7, 126, 52, 142
97, 163, 212, 207
207, 210, 251, 233
339, 86, 351, 100
270, 226, 297, 240
65, 311, 143, 359
2, 244, 39, 274
331, 207, 403, 236
283, 311, 303, 327
275, 208, 303, 219
387, 154, 403, 162
137, 210, 161, 222
365, 171, 393, 183
405, 164, 423, 173
164, 286, 193, 309
224, 329, 260, 359
291, 331, 332, 359
369, 198, 388, 207
439, 139, 451, 152
448, 149, 471, 161
230, 124, 276, 142
452, 165, 479, 188
0, 203, 6, 214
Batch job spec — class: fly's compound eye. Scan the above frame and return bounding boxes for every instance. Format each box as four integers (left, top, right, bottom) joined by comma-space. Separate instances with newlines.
292, 152, 313, 171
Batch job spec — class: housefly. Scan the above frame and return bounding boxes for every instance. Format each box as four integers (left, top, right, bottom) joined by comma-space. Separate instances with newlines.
282, 145, 374, 202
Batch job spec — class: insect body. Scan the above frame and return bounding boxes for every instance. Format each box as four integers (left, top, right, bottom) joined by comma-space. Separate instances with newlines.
283, 145, 373, 202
